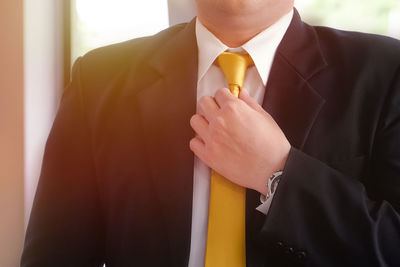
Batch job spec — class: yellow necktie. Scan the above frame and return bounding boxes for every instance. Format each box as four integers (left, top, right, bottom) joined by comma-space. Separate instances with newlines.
205, 52, 254, 267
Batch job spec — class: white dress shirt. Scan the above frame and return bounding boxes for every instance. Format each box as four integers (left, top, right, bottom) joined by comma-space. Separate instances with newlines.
188, 10, 294, 267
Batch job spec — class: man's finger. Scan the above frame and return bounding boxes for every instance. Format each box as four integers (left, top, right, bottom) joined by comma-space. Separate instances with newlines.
198, 96, 219, 121
214, 87, 237, 107
189, 136, 207, 163
190, 114, 209, 141
239, 89, 265, 113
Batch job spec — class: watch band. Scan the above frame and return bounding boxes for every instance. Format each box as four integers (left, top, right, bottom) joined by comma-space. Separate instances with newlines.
260, 170, 283, 204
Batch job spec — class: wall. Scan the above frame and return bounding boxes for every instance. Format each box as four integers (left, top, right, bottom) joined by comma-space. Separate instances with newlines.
0, 0, 63, 265
0, 0, 25, 266
24, 0, 64, 230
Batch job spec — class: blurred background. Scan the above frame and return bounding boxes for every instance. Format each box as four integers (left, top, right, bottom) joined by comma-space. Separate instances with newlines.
1, 0, 399, 266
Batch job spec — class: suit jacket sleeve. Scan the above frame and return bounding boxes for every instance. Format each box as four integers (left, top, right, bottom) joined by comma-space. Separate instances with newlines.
21, 58, 105, 266
261, 68, 400, 266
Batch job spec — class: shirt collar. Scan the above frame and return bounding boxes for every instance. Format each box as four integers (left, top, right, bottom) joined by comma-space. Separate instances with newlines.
195, 9, 294, 86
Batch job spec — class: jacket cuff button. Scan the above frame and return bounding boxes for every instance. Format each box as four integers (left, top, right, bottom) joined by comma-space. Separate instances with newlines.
275, 242, 285, 249
284, 247, 294, 254
296, 251, 307, 260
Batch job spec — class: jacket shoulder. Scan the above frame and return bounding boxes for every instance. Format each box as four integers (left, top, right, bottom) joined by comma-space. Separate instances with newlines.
75, 23, 189, 81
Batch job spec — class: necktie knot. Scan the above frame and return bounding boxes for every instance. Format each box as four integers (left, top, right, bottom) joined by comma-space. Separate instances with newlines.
217, 52, 254, 97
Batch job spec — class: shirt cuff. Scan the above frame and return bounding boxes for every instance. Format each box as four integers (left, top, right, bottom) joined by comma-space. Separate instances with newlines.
256, 189, 277, 214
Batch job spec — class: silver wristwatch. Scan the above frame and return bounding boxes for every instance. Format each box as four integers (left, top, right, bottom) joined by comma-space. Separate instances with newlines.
260, 170, 283, 203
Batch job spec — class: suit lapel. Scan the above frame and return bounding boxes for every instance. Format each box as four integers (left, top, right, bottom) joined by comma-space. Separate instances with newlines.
246, 10, 328, 264
136, 20, 198, 266
262, 9, 327, 150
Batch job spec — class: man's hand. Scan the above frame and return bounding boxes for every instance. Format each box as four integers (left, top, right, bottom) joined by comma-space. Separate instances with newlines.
189, 88, 291, 195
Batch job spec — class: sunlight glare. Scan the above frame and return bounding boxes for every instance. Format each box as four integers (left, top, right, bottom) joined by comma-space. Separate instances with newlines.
72, 0, 169, 61
76, 0, 168, 37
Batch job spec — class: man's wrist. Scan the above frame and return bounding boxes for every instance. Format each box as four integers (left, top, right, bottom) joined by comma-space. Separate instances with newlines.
255, 169, 284, 196
255, 144, 290, 195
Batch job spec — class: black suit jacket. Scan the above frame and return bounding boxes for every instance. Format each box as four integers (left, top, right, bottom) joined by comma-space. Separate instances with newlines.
22, 10, 400, 267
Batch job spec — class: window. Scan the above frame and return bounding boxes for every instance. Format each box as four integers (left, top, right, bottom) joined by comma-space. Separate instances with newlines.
297, 0, 400, 38
71, 0, 169, 64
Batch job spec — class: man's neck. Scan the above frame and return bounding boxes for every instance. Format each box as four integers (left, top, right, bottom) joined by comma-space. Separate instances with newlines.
197, 7, 294, 47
